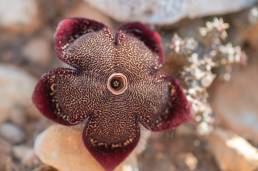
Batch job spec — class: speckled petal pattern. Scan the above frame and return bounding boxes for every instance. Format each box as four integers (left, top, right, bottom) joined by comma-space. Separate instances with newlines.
33, 18, 192, 171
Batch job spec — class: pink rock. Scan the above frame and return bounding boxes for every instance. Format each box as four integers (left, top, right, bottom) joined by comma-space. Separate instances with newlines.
34, 125, 123, 171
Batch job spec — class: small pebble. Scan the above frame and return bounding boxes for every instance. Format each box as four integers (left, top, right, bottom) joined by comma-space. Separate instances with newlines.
0, 65, 40, 123
0, 123, 25, 144
0, 138, 14, 171
0, 0, 41, 33
23, 36, 52, 67
13, 145, 34, 162
9, 108, 27, 127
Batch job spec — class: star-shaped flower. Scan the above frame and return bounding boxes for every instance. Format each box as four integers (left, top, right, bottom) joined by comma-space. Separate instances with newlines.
33, 18, 191, 171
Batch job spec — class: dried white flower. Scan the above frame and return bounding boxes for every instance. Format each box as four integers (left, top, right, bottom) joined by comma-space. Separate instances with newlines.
169, 18, 246, 135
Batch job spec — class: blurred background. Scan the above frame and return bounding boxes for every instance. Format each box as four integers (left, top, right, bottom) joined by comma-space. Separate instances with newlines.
0, 0, 258, 171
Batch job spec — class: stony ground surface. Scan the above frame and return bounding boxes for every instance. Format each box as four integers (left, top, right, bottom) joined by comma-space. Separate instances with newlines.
0, 0, 258, 171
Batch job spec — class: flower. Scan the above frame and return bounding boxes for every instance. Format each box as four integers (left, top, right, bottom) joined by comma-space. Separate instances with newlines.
32, 17, 191, 171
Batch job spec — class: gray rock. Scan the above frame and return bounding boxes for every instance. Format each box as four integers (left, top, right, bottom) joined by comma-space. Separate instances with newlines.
65, 1, 113, 27
0, 123, 25, 144
85, 0, 255, 25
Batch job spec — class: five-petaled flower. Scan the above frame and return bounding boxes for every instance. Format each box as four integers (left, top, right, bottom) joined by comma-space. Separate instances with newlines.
32, 18, 192, 171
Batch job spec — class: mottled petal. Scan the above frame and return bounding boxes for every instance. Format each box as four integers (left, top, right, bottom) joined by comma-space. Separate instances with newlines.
32, 68, 98, 125
55, 18, 114, 73
117, 22, 163, 63
83, 110, 139, 171
115, 31, 160, 81
152, 78, 192, 131
136, 76, 192, 131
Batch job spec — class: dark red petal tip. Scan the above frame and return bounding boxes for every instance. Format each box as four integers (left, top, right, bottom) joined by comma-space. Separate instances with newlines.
118, 22, 164, 64
153, 78, 192, 131
32, 68, 80, 126
83, 134, 139, 171
83, 117, 140, 171
55, 17, 106, 60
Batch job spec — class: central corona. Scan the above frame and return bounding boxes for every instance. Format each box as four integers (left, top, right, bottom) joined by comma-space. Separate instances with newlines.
107, 73, 128, 95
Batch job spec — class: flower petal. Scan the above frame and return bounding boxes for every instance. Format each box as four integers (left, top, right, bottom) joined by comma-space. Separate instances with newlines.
114, 23, 163, 81
32, 68, 97, 125
55, 17, 114, 73
117, 22, 163, 63
152, 78, 192, 131
136, 76, 192, 131
83, 111, 140, 171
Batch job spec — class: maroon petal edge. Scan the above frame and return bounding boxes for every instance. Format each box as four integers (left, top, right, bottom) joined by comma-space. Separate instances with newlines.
32, 68, 78, 126
152, 78, 192, 131
83, 122, 140, 171
55, 17, 106, 62
117, 22, 164, 64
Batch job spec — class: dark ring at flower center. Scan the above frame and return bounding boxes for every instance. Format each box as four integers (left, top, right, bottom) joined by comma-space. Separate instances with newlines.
107, 73, 128, 95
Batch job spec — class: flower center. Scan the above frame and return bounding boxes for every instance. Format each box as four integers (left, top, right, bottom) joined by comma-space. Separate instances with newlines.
107, 73, 128, 95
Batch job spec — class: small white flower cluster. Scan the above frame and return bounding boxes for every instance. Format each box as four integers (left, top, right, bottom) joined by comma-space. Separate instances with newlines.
199, 18, 229, 41
170, 18, 246, 135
